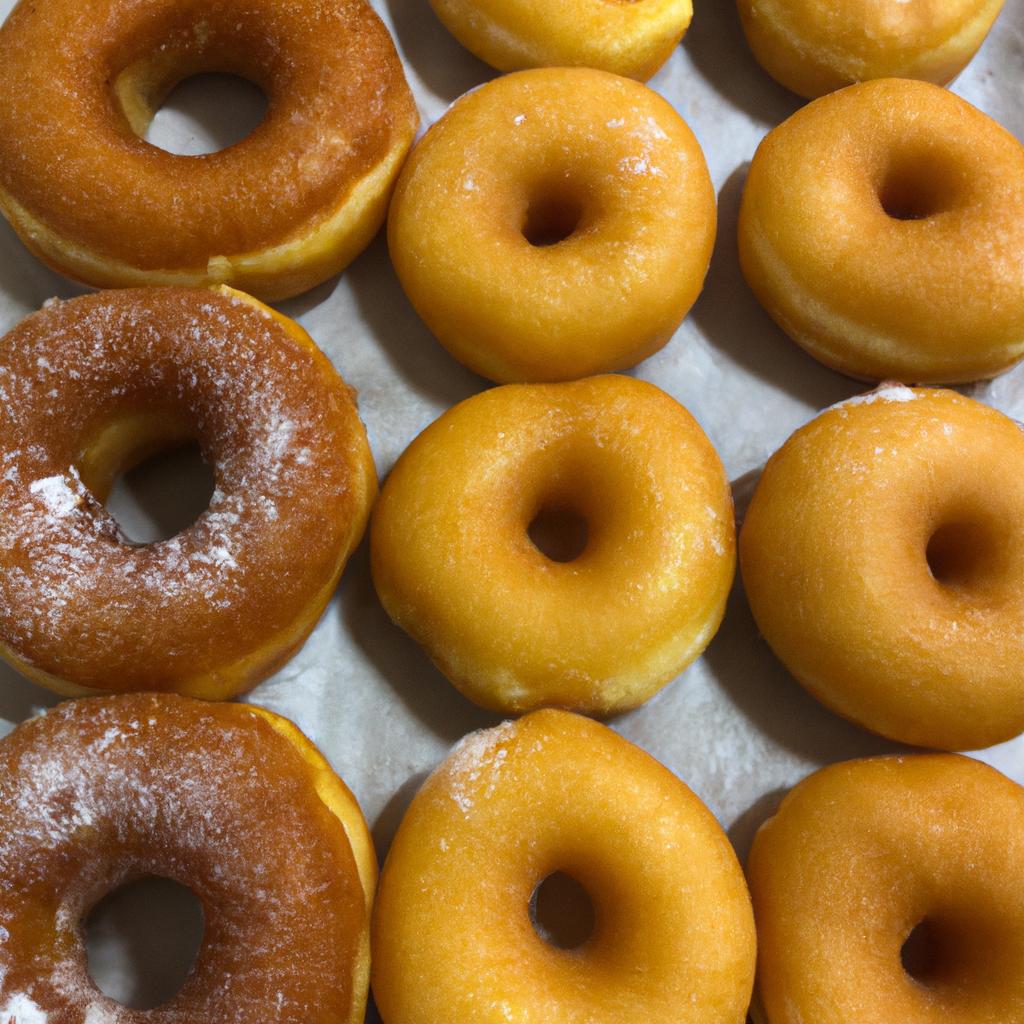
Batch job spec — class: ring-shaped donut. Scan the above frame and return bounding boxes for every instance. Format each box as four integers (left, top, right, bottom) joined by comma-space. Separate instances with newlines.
748, 754, 1024, 1024
737, 0, 1005, 98
371, 375, 735, 715
0, 0, 418, 299
738, 79, 1024, 384
0, 287, 376, 700
428, 0, 693, 81
0, 693, 376, 1024
388, 68, 716, 383
373, 710, 756, 1024
739, 385, 1024, 750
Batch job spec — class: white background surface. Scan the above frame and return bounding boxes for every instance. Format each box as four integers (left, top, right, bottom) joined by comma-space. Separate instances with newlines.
0, 0, 1022, 1014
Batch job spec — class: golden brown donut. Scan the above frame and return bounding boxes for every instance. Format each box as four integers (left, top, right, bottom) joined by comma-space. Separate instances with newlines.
737, 0, 1005, 99
0, 286, 376, 700
388, 68, 716, 383
748, 754, 1024, 1024
0, 0, 418, 300
738, 79, 1024, 384
373, 709, 756, 1024
371, 375, 735, 716
739, 385, 1024, 750
0, 692, 376, 1024
428, 0, 693, 81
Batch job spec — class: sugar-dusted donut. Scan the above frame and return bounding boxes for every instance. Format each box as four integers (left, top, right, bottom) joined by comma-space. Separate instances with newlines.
428, 0, 692, 81
748, 754, 1024, 1024
371, 375, 734, 716
739, 385, 1024, 750
388, 68, 716, 383
0, 693, 376, 1023
0, 0, 418, 300
0, 286, 376, 700
739, 79, 1024, 384
373, 710, 756, 1024
737, 0, 1005, 99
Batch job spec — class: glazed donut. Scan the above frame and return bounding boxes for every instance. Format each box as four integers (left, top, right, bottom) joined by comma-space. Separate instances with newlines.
748, 754, 1024, 1024
739, 385, 1024, 750
373, 709, 756, 1024
0, 693, 376, 1024
0, 0, 417, 300
0, 286, 376, 700
737, 0, 1005, 99
428, 0, 692, 81
739, 79, 1024, 385
371, 375, 734, 716
388, 68, 716, 383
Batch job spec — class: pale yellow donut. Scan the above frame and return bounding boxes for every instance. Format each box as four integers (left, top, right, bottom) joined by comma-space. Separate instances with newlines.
739, 385, 1024, 750
737, 0, 1005, 99
373, 710, 757, 1024
429, 0, 693, 81
739, 79, 1024, 384
388, 68, 716, 384
371, 375, 734, 716
748, 754, 1024, 1024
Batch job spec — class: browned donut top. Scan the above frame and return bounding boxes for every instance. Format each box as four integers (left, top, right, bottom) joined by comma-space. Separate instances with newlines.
0, 694, 366, 1024
0, 0, 417, 268
0, 287, 374, 691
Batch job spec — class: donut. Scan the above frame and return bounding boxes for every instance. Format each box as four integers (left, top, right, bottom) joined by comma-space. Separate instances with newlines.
388, 68, 716, 383
739, 385, 1024, 750
373, 709, 756, 1024
427, 0, 693, 81
747, 754, 1024, 1024
0, 0, 418, 300
737, 0, 1005, 98
371, 375, 734, 716
738, 79, 1024, 384
0, 286, 376, 700
0, 692, 376, 1023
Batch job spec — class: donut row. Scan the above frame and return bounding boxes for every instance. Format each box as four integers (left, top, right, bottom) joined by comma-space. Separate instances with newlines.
0, 0, 1020, 385
3, 286, 1024, 751
3, 693, 1023, 1024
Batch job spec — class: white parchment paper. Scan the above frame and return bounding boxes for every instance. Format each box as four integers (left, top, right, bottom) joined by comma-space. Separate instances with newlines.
0, 0, 1022, 1012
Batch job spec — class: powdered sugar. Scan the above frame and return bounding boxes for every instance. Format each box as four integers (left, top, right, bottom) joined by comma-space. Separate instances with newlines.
0, 992, 48, 1023
0, 289, 364, 689
443, 721, 516, 815
0, 695, 367, 1024
831, 383, 919, 411
28, 471, 84, 517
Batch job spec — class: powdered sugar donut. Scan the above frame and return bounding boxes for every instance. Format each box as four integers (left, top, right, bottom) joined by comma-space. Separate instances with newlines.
0, 693, 376, 1024
740, 385, 1024, 749
372, 710, 756, 1024
0, 287, 376, 700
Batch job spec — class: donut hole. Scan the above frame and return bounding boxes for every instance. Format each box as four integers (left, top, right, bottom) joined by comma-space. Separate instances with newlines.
145, 73, 269, 156
901, 918, 944, 984
529, 872, 596, 949
86, 876, 204, 1009
105, 442, 216, 544
522, 192, 585, 247
528, 506, 590, 562
925, 521, 999, 590
878, 155, 960, 222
